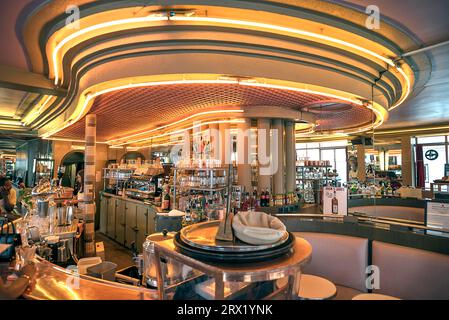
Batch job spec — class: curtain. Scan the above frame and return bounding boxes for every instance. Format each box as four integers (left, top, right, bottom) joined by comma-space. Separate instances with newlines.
416, 144, 425, 188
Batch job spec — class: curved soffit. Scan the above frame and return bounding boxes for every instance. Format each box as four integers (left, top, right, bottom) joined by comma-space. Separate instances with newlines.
17, 0, 424, 140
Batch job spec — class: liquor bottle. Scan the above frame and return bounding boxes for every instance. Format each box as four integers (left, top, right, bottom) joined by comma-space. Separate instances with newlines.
332, 190, 339, 214
268, 190, 274, 207
387, 183, 393, 197
260, 189, 266, 207
253, 188, 259, 209
162, 188, 170, 211
183, 204, 192, 227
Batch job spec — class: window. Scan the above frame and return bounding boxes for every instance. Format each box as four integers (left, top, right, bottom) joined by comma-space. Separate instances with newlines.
413, 135, 449, 188
296, 140, 348, 183
417, 136, 446, 144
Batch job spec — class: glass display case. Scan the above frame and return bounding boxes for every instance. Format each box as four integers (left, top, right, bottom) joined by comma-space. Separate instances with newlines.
124, 174, 165, 201
103, 168, 134, 195
296, 161, 336, 204
173, 166, 231, 222
33, 158, 54, 186
0, 157, 15, 179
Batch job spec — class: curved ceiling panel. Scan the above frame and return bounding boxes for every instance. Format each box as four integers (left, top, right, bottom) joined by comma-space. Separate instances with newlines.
15, 0, 425, 140
53, 82, 374, 142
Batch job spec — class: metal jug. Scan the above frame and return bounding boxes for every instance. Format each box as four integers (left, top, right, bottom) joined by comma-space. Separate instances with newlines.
142, 230, 184, 288
37, 199, 49, 218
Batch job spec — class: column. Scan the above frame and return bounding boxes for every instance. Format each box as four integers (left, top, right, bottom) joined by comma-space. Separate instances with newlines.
141, 146, 152, 163
272, 119, 285, 196
257, 119, 272, 192
357, 145, 366, 182
237, 118, 252, 192
187, 128, 193, 161
219, 122, 231, 166
95, 143, 108, 230
285, 120, 296, 193
208, 123, 220, 162
84, 114, 96, 257
401, 135, 413, 186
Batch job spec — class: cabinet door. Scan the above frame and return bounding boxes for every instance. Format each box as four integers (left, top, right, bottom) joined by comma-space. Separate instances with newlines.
99, 196, 108, 234
106, 198, 116, 238
115, 199, 126, 245
125, 203, 137, 249
136, 205, 148, 253
147, 207, 157, 235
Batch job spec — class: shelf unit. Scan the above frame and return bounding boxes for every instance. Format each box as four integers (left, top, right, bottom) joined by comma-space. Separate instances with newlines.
33, 158, 54, 185
103, 168, 134, 194
173, 166, 232, 212
296, 165, 336, 204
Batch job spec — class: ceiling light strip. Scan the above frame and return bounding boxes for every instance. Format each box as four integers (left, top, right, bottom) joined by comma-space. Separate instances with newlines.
389, 66, 411, 110
52, 16, 168, 84
51, 14, 411, 111
41, 79, 238, 138
171, 16, 395, 67
41, 77, 386, 139
106, 108, 243, 144
111, 119, 245, 147
43, 137, 108, 144
23, 95, 54, 125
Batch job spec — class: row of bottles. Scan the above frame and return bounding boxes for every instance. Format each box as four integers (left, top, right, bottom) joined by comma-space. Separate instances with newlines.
348, 181, 396, 198
182, 192, 226, 227
234, 188, 299, 211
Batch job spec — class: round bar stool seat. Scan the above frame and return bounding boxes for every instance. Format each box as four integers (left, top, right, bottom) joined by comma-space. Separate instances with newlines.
297, 274, 337, 300
352, 293, 401, 300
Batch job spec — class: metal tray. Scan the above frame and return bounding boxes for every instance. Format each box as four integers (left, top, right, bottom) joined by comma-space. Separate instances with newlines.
180, 220, 289, 253
174, 232, 295, 263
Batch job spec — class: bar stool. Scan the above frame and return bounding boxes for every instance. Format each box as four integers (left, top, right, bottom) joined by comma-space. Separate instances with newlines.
297, 274, 337, 300
276, 274, 337, 300
352, 293, 401, 300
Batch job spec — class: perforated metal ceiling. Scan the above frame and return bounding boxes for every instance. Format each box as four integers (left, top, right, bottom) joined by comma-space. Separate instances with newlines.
56, 83, 375, 141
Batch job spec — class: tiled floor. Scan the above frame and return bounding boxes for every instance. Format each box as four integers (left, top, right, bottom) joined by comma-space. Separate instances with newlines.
95, 232, 134, 270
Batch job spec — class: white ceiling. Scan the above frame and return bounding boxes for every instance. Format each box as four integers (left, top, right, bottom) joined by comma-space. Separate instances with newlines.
335, 0, 449, 129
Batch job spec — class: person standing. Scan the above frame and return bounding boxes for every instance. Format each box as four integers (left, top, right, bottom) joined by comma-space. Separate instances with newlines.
0, 177, 16, 215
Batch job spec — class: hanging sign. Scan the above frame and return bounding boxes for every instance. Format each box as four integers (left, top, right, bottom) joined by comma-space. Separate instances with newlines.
425, 149, 439, 161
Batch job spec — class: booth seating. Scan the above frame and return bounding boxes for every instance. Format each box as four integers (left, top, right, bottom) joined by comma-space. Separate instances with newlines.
291, 233, 449, 300
295, 232, 369, 300
372, 241, 449, 300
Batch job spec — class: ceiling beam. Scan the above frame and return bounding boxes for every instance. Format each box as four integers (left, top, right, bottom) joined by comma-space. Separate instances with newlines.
0, 65, 66, 97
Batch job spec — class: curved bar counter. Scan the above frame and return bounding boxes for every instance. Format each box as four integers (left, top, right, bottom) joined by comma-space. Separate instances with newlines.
348, 197, 426, 223
8, 211, 448, 300
22, 257, 158, 300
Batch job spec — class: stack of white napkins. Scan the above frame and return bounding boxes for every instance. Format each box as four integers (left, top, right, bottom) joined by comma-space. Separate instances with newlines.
158, 209, 186, 217
232, 211, 287, 245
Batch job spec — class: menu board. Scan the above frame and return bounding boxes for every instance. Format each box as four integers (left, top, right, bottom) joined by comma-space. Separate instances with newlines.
426, 201, 449, 237
323, 187, 348, 216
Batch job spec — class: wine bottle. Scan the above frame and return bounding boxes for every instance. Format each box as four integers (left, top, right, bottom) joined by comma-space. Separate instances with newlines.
332, 190, 339, 214
162, 190, 170, 211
